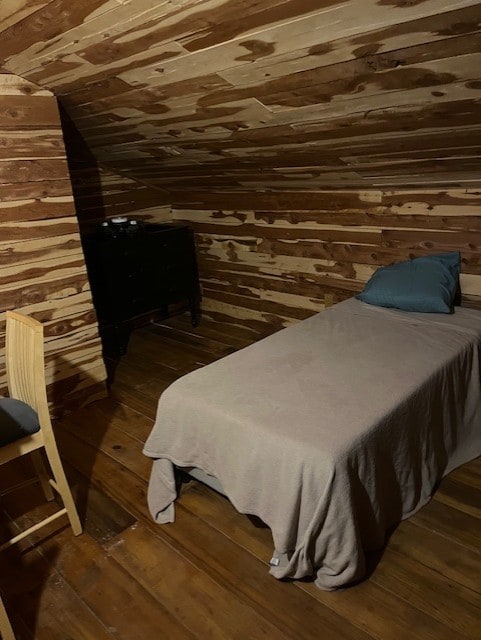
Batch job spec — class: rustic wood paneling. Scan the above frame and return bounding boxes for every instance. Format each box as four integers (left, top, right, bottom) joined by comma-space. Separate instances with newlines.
60, 108, 172, 233
69, 165, 172, 233
0, 73, 106, 414
0, 0, 56, 33
172, 189, 481, 336
0, 1, 480, 192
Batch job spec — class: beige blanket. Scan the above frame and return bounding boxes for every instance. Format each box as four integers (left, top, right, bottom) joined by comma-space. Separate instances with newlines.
143, 298, 481, 589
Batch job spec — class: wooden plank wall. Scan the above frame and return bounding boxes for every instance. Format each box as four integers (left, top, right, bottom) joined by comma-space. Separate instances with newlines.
68, 163, 172, 234
0, 72, 107, 414
61, 109, 172, 234
172, 189, 481, 338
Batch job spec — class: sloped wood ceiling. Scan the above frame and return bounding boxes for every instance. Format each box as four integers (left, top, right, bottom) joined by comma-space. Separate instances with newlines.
0, 0, 480, 192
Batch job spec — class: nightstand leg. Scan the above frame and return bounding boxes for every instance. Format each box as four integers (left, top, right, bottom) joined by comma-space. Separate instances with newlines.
189, 297, 199, 327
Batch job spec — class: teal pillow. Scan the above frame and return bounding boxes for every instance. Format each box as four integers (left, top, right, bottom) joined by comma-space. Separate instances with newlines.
356, 252, 461, 313
0, 397, 40, 446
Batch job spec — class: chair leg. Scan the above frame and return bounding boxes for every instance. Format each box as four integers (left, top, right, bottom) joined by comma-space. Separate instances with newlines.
42, 441, 82, 537
0, 595, 15, 640
31, 451, 55, 502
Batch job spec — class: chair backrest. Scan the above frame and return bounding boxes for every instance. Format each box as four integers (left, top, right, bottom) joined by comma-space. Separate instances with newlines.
5, 311, 51, 429
0, 594, 15, 640
2, 311, 82, 547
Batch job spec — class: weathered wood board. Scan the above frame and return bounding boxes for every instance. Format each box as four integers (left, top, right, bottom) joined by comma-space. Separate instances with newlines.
173, 188, 481, 335
0, 73, 106, 414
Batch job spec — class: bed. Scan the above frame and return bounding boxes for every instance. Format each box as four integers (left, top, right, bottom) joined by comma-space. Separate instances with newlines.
143, 297, 481, 589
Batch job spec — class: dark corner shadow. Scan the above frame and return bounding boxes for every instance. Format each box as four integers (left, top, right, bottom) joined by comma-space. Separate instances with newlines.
0, 349, 110, 635
49, 354, 123, 529
58, 103, 116, 380
54, 105, 132, 511
0, 468, 63, 637
58, 104, 203, 372
58, 103, 108, 237
0, 351, 136, 636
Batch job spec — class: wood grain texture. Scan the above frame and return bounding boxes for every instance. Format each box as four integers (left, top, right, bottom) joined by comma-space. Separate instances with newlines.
0, 1, 57, 33
69, 164, 172, 233
172, 188, 481, 334
61, 108, 172, 233
0, 1, 480, 191
0, 73, 106, 414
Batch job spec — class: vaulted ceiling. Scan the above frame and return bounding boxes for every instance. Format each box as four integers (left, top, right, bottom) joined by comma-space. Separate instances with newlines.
1, 0, 481, 192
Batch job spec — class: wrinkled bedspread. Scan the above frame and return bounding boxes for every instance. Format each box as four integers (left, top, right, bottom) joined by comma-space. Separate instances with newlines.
143, 298, 481, 589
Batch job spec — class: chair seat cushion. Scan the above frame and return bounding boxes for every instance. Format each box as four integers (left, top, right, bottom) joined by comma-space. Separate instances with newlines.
0, 397, 40, 446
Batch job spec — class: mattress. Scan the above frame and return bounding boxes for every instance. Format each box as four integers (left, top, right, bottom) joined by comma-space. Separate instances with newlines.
143, 298, 481, 589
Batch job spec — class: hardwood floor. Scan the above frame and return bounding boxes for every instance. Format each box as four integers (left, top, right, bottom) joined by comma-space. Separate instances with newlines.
1, 314, 480, 639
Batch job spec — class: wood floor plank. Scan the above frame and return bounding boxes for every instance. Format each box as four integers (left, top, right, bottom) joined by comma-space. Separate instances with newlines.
129, 330, 213, 371
176, 482, 472, 640
179, 481, 273, 561
148, 321, 237, 356
386, 519, 481, 594
106, 523, 294, 640
107, 351, 173, 390
434, 476, 481, 519
160, 504, 375, 640
0, 501, 116, 640
0, 456, 36, 499
36, 527, 196, 640
16, 569, 116, 640
59, 415, 152, 483
67, 397, 154, 443
297, 579, 468, 640
449, 456, 481, 487
2, 459, 136, 550
109, 379, 159, 418
107, 352, 180, 417
158, 314, 261, 349
144, 323, 234, 358
370, 549, 481, 637
66, 465, 137, 545
54, 427, 150, 522
135, 376, 180, 408
410, 498, 481, 552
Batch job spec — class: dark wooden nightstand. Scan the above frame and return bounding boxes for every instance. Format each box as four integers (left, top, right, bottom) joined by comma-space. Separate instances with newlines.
82, 222, 200, 354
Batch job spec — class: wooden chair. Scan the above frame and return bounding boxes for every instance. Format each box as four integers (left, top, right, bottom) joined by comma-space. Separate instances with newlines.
0, 594, 15, 640
0, 311, 82, 554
